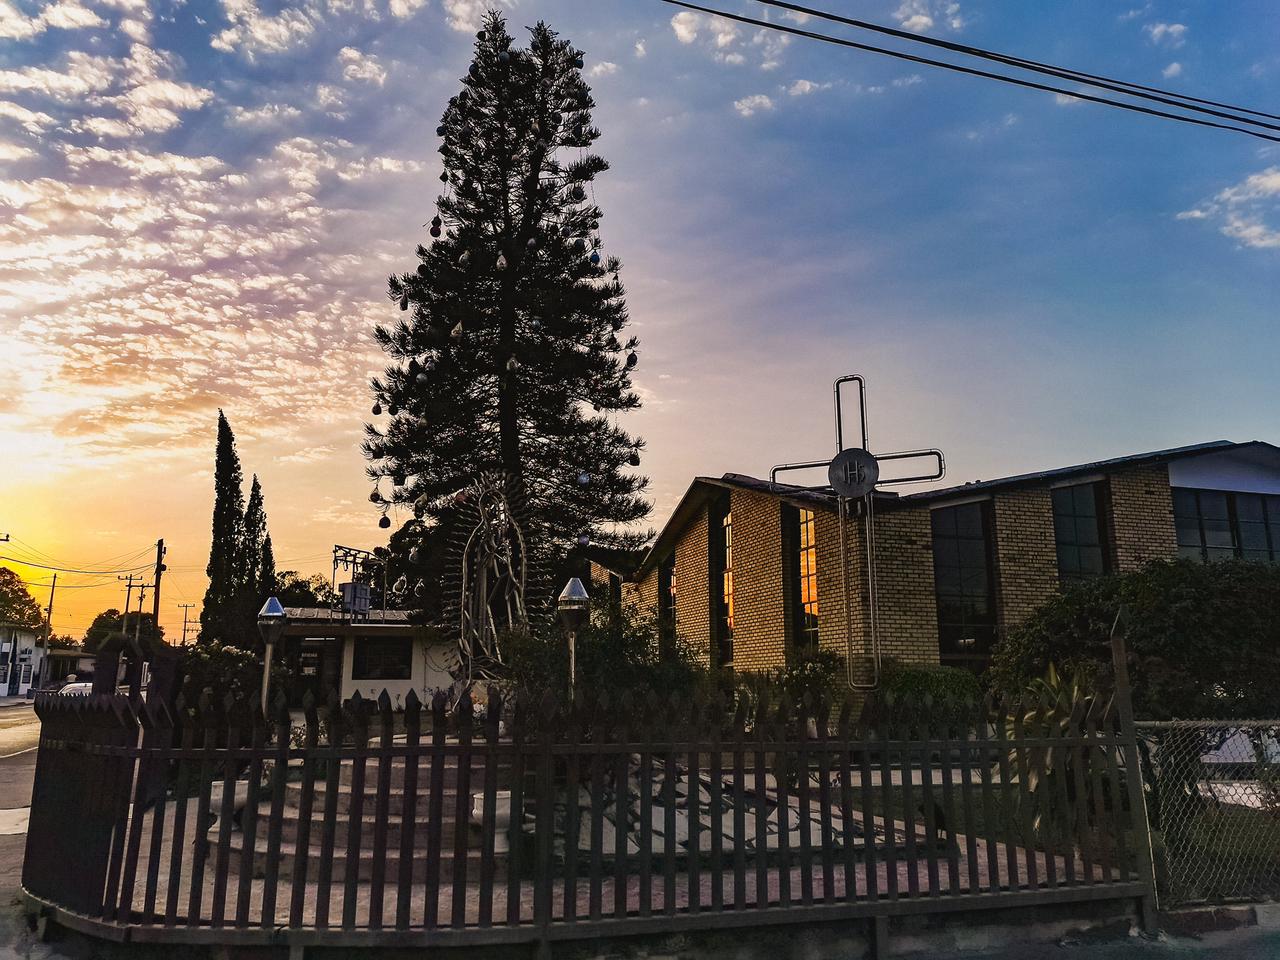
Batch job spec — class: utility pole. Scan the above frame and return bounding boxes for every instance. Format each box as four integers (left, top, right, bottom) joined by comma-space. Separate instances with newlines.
178, 604, 195, 644
39, 574, 56, 691
150, 538, 166, 638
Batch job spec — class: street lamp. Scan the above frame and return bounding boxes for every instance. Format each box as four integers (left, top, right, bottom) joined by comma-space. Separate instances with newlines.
557, 578, 590, 699
257, 596, 287, 717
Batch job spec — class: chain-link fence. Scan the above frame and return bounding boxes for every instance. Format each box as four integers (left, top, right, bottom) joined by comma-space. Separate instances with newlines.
1136, 720, 1280, 906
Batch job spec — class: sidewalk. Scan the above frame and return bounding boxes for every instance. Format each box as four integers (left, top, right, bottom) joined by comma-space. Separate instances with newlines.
0, 699, 31, 711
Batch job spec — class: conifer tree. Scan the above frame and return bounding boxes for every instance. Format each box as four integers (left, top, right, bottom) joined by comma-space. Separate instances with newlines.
364, 14, 650, 594
237, 474, 270, 639
201, 410, 245, 644
260, 534, 276, 598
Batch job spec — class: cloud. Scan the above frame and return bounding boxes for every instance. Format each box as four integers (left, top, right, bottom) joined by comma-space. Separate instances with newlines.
441, 0, 512, 32
0, 139, 33, 160
0, 100, 56, 132
787, 79, 830, 96
1054, 92, 1083, 106
388, 0, 427, 17
228, 102, 303, 126
634, 40, 646, 59
1178, 167, 1280, 250
733, 94, 773, 117
277, 445, 335, 464
588, 61, 618, 78
339, 46, 387, 85
1162, 62, 1182, 79
211, 0, 320, 58
895, 0, 963, 34
1144, 22, 1187, 48
671, 11, 699, 44
0, 0, 105, 40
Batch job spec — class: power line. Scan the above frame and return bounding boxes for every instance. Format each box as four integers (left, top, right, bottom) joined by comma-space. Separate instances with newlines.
747, 0, 1280, 128
659, 0, 1280, 144
6, 538, 154, 571
0, 555, 154, 576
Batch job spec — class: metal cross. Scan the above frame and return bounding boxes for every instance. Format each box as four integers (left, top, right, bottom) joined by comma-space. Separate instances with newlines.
770, 375, 946, 691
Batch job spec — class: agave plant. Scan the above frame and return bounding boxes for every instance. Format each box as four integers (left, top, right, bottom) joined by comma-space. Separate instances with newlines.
1003, 663, 1115, 835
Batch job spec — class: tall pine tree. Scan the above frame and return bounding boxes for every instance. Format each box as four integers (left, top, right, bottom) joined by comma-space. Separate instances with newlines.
237, 474, 270, 640
201, 410, 245, 644
260, 534, 276, 598
364, 15, 650, 599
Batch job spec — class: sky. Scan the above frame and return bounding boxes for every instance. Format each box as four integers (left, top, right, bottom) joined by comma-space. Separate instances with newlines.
1, 0, 1277, 643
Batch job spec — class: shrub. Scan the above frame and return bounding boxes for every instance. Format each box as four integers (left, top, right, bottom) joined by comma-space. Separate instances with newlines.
730, 649, 846, 723
988, 558, 1280, 720
860, 660, 982, 733
176, 639, 276, 705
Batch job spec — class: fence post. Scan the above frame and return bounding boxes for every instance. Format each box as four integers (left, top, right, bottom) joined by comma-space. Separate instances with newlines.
1110, 613, 1159, 935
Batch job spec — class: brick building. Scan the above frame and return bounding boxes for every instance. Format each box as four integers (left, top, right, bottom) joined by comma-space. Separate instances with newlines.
602, 440, 1280, 676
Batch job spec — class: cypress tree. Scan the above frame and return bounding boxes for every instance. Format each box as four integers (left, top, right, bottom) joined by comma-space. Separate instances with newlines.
364, 15, 650, 604
200, 410, 245, 644
237, 474, 269, 642
260, 533, 276, 599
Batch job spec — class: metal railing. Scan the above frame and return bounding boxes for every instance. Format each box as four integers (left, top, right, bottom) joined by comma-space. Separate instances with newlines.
1136, 719, 1280, 906
21, 686, 1155, 952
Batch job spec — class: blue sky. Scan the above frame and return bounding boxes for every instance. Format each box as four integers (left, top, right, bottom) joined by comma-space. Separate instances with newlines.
1, 0, 1277, 637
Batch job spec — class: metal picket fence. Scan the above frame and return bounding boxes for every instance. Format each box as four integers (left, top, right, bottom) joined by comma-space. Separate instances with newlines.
1136, 720, 1280, 906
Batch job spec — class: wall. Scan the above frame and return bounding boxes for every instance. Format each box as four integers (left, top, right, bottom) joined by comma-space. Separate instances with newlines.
340, 633, 453, 705
992, 487, 1061, 634
673, 506, 712, 667
1108, 464, 1178, 573
726, 488, 788, 672
867, 505, 940, 670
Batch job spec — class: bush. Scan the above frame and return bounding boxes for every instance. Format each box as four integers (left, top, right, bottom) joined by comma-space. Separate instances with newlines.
176, 639, 273, 705
988, 559, 1280, 720
500, 593, 704, 712
730, 649, 846, 722
860, 660, 982, 733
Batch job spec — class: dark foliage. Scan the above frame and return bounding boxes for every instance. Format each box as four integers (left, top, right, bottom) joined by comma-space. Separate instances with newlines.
82, 608, 163, 655
987, 558, 1280, 720
0, 567, 44, 629
860, 659, 983, 733
363, 14, 651, 609
273, 570, 340, 609
201, 410, 246, 645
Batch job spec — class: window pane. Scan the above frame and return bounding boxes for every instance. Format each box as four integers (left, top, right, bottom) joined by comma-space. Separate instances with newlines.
931, 508, 957, 538
1178, 543, 1204, 561
958, 539, 988, 568
1172, 488, 1199, 517
1239, 521, 1269, 552
1074, 516, 1100, 546
1236, 494, 1265, 523
1175, 516, 1202, 548
1073, 484, 1097, 517
1079, 546, 1105, 574
954, 504, 985, 538
1199, 491, 1229, 520
1203, 518, 1234, 550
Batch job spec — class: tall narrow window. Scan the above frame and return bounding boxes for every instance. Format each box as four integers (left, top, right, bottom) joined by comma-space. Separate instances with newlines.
658, 553, 676, 636
931, 501, 997, 668
1051, 483, 1108, 583
710, 495, 733, 667
1174, 488, 1280, 562
794, 508, 820, 650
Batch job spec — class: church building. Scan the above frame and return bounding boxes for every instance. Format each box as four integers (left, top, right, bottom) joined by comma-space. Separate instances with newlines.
595, 440, 1280, 677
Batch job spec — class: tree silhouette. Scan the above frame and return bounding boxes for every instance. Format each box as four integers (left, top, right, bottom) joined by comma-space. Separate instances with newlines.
364, 14, 650, 610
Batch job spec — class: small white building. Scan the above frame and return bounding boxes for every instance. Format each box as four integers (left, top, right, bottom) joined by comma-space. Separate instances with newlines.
0, 622, 43, 697
278, 607, 456, 708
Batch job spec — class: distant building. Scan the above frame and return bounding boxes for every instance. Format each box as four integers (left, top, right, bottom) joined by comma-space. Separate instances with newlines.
277, 607, 455, 708
0, 622, 43, 696
603, 440, 1280, 676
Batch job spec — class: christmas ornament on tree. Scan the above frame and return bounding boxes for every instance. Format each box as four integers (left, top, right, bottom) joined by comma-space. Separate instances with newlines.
379, 515, 391, 529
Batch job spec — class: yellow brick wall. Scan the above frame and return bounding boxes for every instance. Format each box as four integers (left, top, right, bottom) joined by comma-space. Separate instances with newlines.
1109, 464, 1177, 572
674, 506, 712, 667
866, 505, 940, 671
992, 488, 1061, 633
726, 489, 788, 672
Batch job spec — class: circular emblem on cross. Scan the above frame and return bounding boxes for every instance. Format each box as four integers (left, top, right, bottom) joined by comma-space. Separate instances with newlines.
828, 447, 880, 499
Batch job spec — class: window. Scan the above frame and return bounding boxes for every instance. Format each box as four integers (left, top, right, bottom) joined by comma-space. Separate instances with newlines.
931, 501, 997, 667
784, 506, 820, 652
1174, 488, 1280, 563
1052, 483, 1108, 582
710, 495, 733, 667
658, 553, 676, 634
351, 636, 414, 681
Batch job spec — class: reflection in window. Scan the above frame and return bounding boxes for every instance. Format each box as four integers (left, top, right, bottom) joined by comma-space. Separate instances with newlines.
931, 501, 997, 668
351, 636, 414, 681
1052, 483, 1108, 582
1174, 488, 1280, 563
796, 508, 819, 650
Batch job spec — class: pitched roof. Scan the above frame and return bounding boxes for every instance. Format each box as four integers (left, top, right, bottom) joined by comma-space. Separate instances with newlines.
633, 439, 1278, 577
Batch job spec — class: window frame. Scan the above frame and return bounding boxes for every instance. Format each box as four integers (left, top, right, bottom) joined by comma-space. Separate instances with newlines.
350, 635, 415, 681
1174, 487, 1280, 563
709, 494, 733, 668
783, 504, 820, 655
930, 499, 998, 669
1051, 481, 1110, 584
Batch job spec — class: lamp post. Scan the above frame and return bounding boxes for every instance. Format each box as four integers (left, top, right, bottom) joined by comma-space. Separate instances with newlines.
257, 596, 287, 717
557, 578, 590, 700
